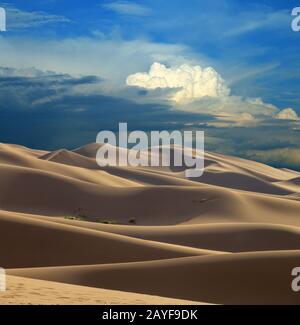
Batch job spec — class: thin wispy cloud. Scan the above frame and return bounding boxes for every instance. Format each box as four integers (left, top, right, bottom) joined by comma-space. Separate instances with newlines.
224, 9, 290, 38
1, 3, 70, 30
102, 1, 151, 16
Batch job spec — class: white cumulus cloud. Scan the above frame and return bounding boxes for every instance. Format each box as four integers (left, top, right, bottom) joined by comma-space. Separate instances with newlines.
126, 62, 300, 126
275, 108, 299, 121
126, 62, 230, 103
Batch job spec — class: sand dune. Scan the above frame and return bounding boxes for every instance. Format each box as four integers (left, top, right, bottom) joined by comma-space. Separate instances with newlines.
40, 220, 300, 252
1, 160, 300, 226
73, 143, 103, 158
0, 143, 140, 188
1, 142, 300, 305
9, 251, 300, 304
40, 149, 99, 170
0, 210, 223, 269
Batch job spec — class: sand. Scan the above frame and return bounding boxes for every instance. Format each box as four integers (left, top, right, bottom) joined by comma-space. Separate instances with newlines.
0, 142, 300, 305
0, 275, 202, 305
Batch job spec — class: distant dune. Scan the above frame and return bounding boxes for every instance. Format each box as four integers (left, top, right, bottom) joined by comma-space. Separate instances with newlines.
0, 142, 300, 304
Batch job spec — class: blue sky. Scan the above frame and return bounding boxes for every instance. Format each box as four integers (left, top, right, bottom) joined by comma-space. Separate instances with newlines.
0, 1, 300, 169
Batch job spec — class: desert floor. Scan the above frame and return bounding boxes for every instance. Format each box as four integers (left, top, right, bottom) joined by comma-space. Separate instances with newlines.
0, 143, 300, 304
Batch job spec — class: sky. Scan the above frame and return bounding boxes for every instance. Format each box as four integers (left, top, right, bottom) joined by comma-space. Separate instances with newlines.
0, 0, 300, 170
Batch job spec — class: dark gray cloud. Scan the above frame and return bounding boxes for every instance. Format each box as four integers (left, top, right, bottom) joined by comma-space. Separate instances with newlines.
0, 66, 212, 149
0, 67, 102, 111
202, 125, 300, 171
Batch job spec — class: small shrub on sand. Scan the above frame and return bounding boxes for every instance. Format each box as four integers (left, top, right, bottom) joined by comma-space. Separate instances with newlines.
64, 216, 118, 225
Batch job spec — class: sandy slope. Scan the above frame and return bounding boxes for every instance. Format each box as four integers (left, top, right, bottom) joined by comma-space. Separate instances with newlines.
1, 142, 300, 305
0, 210, 224, 269
38, 219, 300, 252
0, 276, 202, 305
9, 252, 300, 304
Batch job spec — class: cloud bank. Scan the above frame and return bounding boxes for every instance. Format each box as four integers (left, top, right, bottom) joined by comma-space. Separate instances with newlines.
246, 148, 300, 170
1, 65, 300, 171
127, 62, 299, 123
